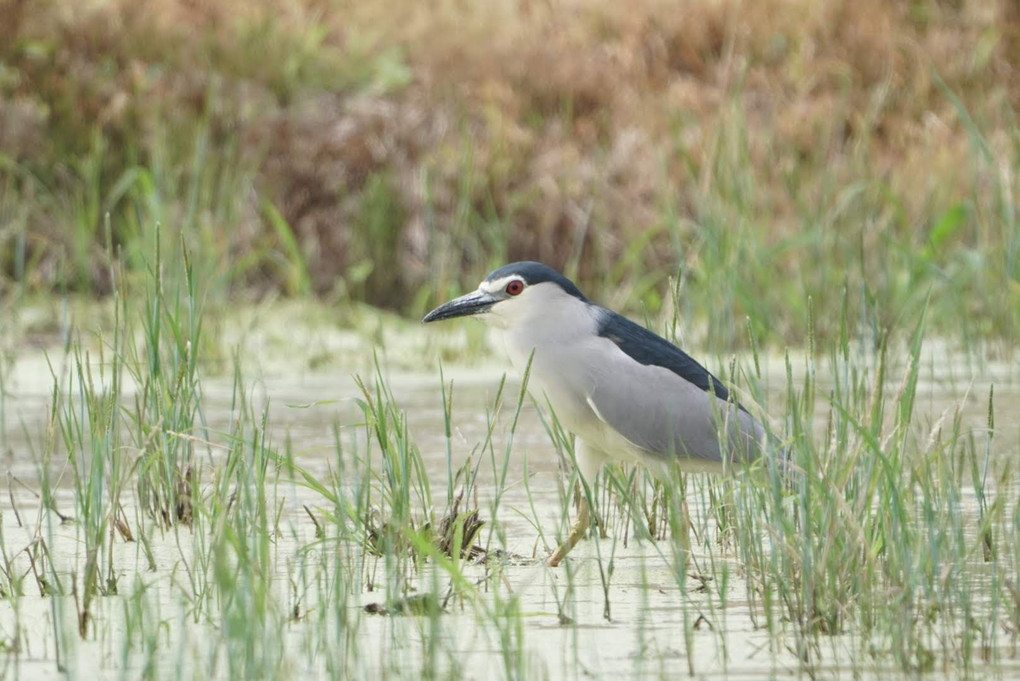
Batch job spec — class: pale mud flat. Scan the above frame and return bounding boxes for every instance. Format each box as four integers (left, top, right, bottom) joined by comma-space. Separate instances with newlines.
0, 337, 1018, 680
2, 488, 1018, 680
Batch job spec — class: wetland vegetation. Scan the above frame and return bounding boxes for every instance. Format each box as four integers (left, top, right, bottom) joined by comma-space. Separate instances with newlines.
1, 1, 1019, 678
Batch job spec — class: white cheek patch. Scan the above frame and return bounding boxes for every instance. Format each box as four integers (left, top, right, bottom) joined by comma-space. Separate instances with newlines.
480, 276, 524, 294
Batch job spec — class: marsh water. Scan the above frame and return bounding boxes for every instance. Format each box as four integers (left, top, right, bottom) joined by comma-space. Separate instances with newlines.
1, 335, 1018, 679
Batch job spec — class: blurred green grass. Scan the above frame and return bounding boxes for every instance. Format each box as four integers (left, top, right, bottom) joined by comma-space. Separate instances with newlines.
1, 0, 1018, 348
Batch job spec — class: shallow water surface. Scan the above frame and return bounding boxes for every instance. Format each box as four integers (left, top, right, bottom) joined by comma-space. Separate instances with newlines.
0, 342, 1018, 679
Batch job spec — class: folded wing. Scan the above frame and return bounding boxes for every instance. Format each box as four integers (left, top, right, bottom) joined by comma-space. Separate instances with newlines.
588, 310, 764, 465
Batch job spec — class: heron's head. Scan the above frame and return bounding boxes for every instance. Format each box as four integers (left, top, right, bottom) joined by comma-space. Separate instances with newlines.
422, 261, 588, 329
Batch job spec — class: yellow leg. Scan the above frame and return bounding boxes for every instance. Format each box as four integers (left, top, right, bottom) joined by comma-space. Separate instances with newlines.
677, 498, 692, 554
546, 491, 590, 567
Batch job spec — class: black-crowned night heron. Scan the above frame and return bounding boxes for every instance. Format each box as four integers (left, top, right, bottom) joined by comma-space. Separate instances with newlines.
423, 261, 766, 566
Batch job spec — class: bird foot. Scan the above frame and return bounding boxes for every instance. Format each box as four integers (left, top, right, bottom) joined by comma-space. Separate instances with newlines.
546, 495, 591, 567
546, 523, 583, 567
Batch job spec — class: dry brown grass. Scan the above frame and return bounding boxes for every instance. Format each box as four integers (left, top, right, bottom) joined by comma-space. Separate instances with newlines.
1, 0, 1018, 334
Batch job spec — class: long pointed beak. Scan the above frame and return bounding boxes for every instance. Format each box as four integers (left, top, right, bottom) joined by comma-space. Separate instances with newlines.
422, 290, 499, 323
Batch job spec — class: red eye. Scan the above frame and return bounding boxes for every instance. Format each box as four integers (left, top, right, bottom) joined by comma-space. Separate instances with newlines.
505, 280, 524, 296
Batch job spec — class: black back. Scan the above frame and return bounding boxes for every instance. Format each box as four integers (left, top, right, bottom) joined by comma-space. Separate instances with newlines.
597, 308, 744, 409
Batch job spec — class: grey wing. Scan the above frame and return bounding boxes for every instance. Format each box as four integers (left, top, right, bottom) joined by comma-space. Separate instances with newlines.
586, 338, 765, 465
